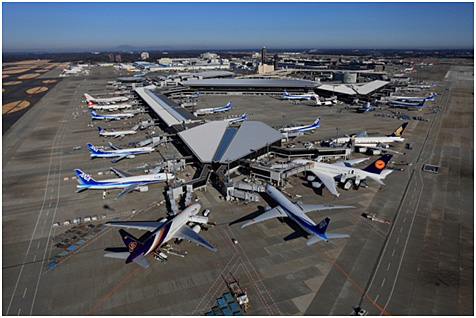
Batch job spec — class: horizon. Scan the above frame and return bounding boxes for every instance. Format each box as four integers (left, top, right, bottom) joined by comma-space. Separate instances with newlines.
2, 2, 474, 53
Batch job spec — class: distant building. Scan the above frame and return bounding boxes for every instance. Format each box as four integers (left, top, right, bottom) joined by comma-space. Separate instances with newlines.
258, 64, 274, 74
108, 54, 114, 62
141, 52, 150, 60
273, 53, 279, 70
261, 46, 266, 65
115, 54, 122, 62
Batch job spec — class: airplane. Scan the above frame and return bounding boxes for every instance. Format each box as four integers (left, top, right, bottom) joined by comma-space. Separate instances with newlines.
283, 90, 317, 101
389, 92, 436, 102
185, 91, 200, 98
333, 122, 408, 154
403, 65, 415, 72
74, 167, 174, 200
194, 101, 232, 116
224, 113, 247, 124
133, 72, 147, 78
388, 99, 426, 110
88, 101, 133, 111
103, 203, 216, 269
87, 142, 155, 163
280, 116, 321, 133
84, 93, 129, 104
97, 125, 139, 138
292, 154, 393, 197
241, 184, 353, 245
89, 109, 135, 120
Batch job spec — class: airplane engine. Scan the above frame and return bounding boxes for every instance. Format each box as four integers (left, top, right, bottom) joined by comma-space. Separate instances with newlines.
371, 149, 381, 156
159, 218, 168, 223
344, 179, 353, 190
264, 205, 272, 211
307, 175, 316, 182
354, 175, 361, 187
191, 224, 201, 234
358, 147, 367, 153
311, 181, 322, 188
126, 155, 136, 159
138, 186, 149, 192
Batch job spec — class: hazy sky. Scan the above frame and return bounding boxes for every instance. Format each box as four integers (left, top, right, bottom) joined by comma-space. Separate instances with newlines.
2, 2, 474, 52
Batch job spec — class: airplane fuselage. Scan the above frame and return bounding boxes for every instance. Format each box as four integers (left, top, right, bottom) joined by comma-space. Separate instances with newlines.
90, 147, 154, 158
143, 204, 201, 256
76, 173, 173, 191
335, 136, 404, 147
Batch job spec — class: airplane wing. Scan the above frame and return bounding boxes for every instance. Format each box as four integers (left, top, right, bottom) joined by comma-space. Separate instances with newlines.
110, 167, 133, 178
172, 226, 217, 252
332, 158, 369, 167
365, 145, 403, 155
110, 155, 127, 163
114, 183, 145, 200
296, 203, 355, 214
356, 130, 368, 138
241, 206, 287, 228
108, 142, 122, 150
105, 221, 167, 232
308, 170, 340, 197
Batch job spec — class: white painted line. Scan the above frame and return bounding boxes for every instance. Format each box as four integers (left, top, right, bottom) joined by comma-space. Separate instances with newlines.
399, 227, 403, 233
381, 278, 386, 288
403, 217, 407, 223
23, 288, 27, 299
392, 249, 396, 257
396, 237, 400, 244
33, 255, 36, 262
37, 242, 40, 249
387, 263, 391, 271
18, 308, 21, 316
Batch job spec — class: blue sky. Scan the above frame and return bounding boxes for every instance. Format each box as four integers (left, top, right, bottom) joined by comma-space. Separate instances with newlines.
2, 2, 474, 52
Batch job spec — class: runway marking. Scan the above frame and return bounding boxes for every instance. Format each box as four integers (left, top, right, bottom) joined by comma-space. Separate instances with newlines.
403, 217, 406, 223
33, 255, 36, 262
46, 210, 49, 217
315, 244, 390, 316
387, 263, 391, 271
37, 242, 40, 249
392, 249, 396, 257
399, 227, 403, 233
381, 278, 386, 288
86, 265, 142, 315
396, 237, 400, 245
23, 288, 27, 299
18, 308, 21, 315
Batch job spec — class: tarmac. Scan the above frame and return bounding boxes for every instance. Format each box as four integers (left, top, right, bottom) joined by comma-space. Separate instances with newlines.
2, 62, 473, 315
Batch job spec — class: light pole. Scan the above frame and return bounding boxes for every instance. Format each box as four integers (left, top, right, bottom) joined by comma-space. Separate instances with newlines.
335, 127, 340, 147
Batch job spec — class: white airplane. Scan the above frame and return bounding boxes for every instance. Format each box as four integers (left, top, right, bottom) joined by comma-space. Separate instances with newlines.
388, 99, 426, 110
185, 91, 200, 98
89, 109, 135, 120
292, 154, 393, 197
88, 101, 133, 111
333, 122, 408, 154
74, 167, 174, 200
194, 101, 232, 116
403, 65, 415, 72
283, 90, 317, 100
87, 142, 155, 163
389, 92, 436, 102
280, 116, 320, 133
242, 184, 353, 245
223, 113, 247, 124
84, 93, 129, 104
104, 203, 216, 269
97, 125, 139, 138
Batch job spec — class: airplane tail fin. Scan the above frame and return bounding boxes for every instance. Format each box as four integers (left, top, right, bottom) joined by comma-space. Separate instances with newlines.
242, 113, 247, 120
74, 169, 98, 185
226, 101, 232, 108
119, 229, 149, 268
97, 126, 104, 135
87, 143, 102, 155
313, 116, 321, 127
306, 217, 349, 245
284, 90, 289, 97
84, 93, 93, 101
389, 122, 409, 137
362, 154, 393, 175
